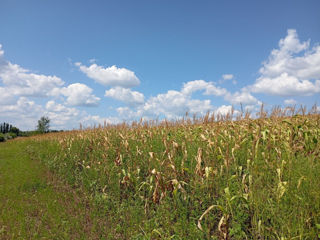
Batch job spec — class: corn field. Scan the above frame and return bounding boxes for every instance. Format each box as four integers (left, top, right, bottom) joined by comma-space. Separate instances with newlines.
28, 107, 320, 239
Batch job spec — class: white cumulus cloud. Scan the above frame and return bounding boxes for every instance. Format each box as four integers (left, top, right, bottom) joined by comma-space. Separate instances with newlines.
0, 45, 103, 129
45, 101, 120, 129
60, 83, 100, 107
75, 62, 140, 88
45, 100, 80, 127
215, 105, 235, 116
284, 99, 297, 105
222, 74, 234, 80
112, 79, 260, 120
0, 44, 4, 57
253, 73, 320, 96
224, 88, 260, 105
219, 74, 236, 84
251, 29, 320, 96
0, 87, 15, 105
126, 90, 214, 120
0, 45, 64, 97
0, 97, 43, 130
80, 115, 121, 127
105, 87, 144, 106
181, 80, 228, 96
142, 90, 191, 118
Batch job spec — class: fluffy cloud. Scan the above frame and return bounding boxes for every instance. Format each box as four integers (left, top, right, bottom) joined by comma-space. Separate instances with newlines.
0, 87, 15, 105
46, 101, 123, 129
80, 115, 121, 127
284, 99, 297, 105
0, 45, 104, 129
105, 87, 144, 106
0, 62, 65, 97
0, 97, 43, 130
222, 74, 233, 80
45, 100, 81, 127
224, 89, 260, 105
142, 90, 190, 118
0, 98, 83, 130
45, 101, 121, 129
0, 97, 42, 115
45, 101, 80, 116
215, 105, 233, 116
0, 44, 4, 57
143, 90, 214, 118
75, 62, 140, 88
60, 83, 100, 106
214, 105, 241, 117
106, 80, 227, 120
252, 29, 320, 96
181, 80, 227, 96
115, 88, 215, 120
181, 79, 259, 106
0, 46, 64, 97
116, 107, 141, 120
219, 74, 237, 84
113, 79, 260, 120
253, 73, 320, 96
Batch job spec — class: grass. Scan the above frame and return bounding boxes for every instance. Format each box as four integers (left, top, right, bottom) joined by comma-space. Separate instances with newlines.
1, 108, 320, 239
0, 140, 108, 239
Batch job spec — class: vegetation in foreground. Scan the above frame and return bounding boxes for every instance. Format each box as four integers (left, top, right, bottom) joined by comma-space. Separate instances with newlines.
0, 140, 109, 239
1, 107, 320, 239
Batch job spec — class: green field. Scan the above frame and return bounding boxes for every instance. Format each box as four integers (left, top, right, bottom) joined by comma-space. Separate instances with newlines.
1, 113, 320, 239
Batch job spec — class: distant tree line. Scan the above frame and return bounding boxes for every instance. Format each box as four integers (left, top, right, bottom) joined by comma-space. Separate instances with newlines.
0, 122, 20, 134
1, 122, 11, 133
0, 122, 20, 142
0, 117, 64, 142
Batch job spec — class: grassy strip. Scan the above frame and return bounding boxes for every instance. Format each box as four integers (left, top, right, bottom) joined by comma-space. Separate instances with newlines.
0, 140, 107, 239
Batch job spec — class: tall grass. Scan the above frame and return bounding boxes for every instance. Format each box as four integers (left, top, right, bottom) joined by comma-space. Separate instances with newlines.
29, 106, 320, 239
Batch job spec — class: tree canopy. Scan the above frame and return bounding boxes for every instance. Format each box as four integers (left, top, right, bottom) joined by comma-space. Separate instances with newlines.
37, 116, 50, 133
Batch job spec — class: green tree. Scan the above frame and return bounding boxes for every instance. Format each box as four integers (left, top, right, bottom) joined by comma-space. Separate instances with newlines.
0, 133, 5, 142
37, 116, 50, 133
10, 127, 20, 135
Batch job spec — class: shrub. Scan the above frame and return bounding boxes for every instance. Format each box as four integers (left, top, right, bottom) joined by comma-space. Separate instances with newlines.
0, 133, 5, 142
10, 127, 20, 135
8, 132, 17, 138
5, 134, 12, 140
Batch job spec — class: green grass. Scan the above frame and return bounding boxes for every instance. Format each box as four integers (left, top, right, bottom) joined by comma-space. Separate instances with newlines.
0, 140, 107, 239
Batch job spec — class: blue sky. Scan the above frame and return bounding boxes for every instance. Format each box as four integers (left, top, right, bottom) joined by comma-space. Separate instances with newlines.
0, 0, 320, 130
